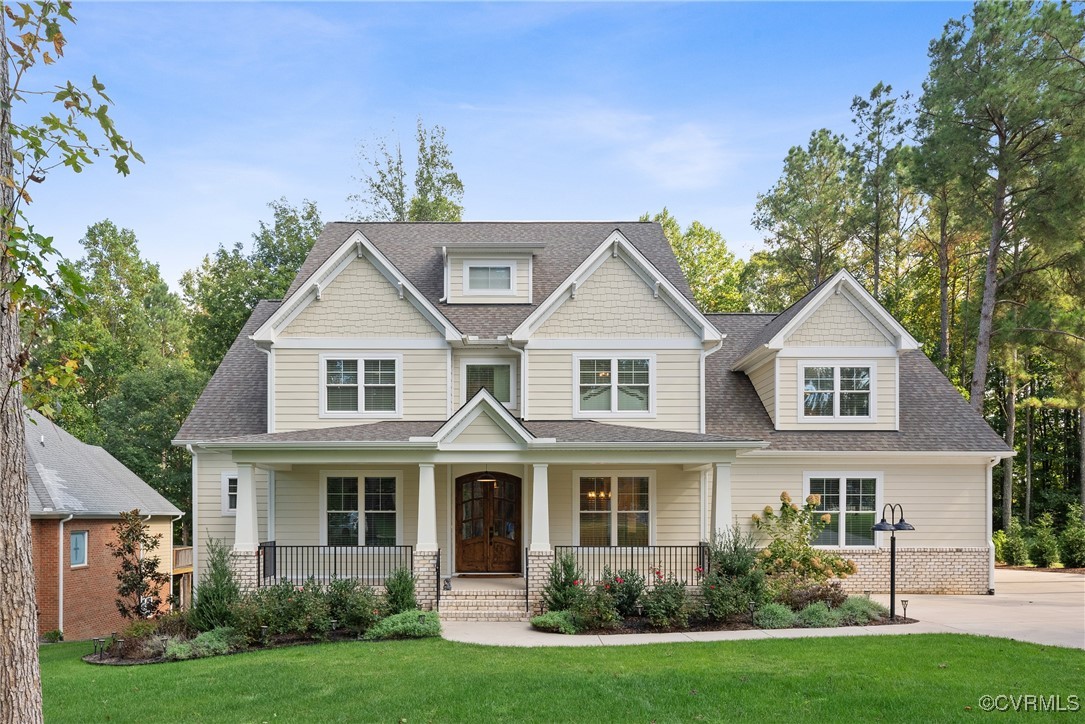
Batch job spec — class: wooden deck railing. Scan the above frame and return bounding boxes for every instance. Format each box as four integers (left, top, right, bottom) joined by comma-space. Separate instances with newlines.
173, 546, 193, 572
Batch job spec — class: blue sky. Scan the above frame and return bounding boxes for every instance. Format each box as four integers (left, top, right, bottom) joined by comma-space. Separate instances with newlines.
25, 1, 970, 288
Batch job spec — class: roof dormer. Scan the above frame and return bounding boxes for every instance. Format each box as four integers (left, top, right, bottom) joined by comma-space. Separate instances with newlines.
440, 243, 542, 304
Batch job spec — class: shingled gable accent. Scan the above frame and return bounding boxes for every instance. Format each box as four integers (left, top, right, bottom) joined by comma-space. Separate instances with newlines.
731, 269, 919, 371
251, 229, 460, 343
508, 229, 723, 343
408, 388, 553, 450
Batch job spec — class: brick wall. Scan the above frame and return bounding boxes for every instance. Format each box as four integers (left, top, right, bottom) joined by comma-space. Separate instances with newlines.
31, 520, 57, 633
842, 547, 990, 595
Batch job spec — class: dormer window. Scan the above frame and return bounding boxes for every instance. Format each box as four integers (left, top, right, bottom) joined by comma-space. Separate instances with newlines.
465, 262, 516, 295
801, 362, 873, 421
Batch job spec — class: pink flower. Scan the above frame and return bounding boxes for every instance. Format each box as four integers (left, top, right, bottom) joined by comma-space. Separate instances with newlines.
695, 566, 704, 574
573, 579, 580, 586
615, 577, 624, 584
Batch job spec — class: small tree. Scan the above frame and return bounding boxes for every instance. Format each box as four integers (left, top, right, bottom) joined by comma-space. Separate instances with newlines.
107, 510, 170, 619
752, 491, 856, 588
189, 537, 239, 631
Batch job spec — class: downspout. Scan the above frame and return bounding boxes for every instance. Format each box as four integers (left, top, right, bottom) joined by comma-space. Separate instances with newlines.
986, 456, 998, 595
58, 513, 73, 635
505, 337, 527, 420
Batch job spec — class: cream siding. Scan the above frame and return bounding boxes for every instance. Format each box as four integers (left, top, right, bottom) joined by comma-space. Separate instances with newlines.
534, 256, 698, 339
448, 412, 516, 444
280, 256, 443, 339
785, 293, 895, 347
775, 356, 897, 431
527, 350, 702, 432
447, 255, 531, 304
273, 347, 448, 430
747, 358, 777, 425
728, 455, 988, 548
194, 452, 268, 575
148, 517, 175, 576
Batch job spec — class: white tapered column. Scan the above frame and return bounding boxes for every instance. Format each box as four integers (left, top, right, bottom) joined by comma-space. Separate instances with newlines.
233, 464, 259, 553
711, 462, 733, 537
417, 463, 438, 552
530, 463, 551, 552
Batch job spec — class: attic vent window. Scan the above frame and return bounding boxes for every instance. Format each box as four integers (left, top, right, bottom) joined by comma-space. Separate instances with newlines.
465, 262, 515, 295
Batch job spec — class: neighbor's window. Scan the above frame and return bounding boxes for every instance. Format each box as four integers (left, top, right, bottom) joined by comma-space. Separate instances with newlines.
577, 357, 652, 415
466, 263, 514, 293
465, 363, 513, 405
222, 472, 238, 515
323, 357, 399, 415
803, 365, 871, 419
70, 531, 88, 567
807, 475, 878, 547
578, 474, 651, 546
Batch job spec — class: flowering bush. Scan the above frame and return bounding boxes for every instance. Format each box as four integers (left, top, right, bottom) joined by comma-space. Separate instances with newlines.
775, 580, 847, 612
569, 585, 619, 630
701, 569, 767, 622
597, 567, 645, 618
541, 553, 585, 612
236, 578, 332, 640
642, 572, 690, 628
752, 491, 856, 595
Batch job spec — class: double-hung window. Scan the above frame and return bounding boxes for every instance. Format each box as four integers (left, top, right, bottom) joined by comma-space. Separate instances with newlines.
323, 473, 400, 546
222, 472, 238, 516
805, 473, 879, 547
70, 531, 88, 567
801, 363, 873, 420
322, 355, 401, 417
575, 472, 652, 546
575, 356, 653, 416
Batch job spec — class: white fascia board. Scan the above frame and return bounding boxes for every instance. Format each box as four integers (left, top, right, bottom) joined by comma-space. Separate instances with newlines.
413, 388, 536, 446
251, 230, 461, 343
732, 345, 774, 373
740, 449, 1015, 461
509, 230, 722, 343
201, 440, 437, 450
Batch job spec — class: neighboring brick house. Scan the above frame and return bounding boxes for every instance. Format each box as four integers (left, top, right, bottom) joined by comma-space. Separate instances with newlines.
176, 222, 1012, 621
27, 411, 181, 640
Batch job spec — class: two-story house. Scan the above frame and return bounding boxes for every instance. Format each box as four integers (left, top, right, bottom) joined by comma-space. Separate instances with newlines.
176, 222, 1011, 618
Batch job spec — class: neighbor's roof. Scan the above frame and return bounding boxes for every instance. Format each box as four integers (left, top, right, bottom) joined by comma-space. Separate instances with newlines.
284, 221, 695, 340
706, 314, 1010, 452
26, 410, 182, 517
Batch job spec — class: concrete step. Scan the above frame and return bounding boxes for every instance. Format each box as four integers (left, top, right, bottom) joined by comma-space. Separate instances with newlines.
439, 610, 531, 622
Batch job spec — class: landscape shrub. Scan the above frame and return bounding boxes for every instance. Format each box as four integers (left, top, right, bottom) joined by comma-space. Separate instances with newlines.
598, 567, 645, 618
541, 553, 585, 612
191, 627, 239, 657
156, 610, 195, 639
530, 610, 578, 635
116, 619, 158, 658
569, 585, 619, 630
229, 596, 265, 645
383, 568, 417, 615
753, 603, 797, 629
1060, 504, 1085, 568
705, 526, 760, 577
327, 577, 382, 634
837, 596, 889, 625
796, 601, 841, 628
642, 572, 689, 629
1029, 513, 1060, 568
702, 569, 768, 622
364, 610, 441, 640
190, 538, 239, 632
753, 492, 856, 586
254, 578, 332, 638
775, 580, 847, 612
992, 529, 1008, 563
1001, 518, 1029, 566
164, 637, 195, 661
41, 630, 63, 643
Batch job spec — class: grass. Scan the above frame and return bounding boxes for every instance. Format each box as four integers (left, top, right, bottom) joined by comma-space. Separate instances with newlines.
42, 635, 1084, 722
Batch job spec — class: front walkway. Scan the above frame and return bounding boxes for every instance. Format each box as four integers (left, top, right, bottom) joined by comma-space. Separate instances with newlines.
441, 568, 1085, 650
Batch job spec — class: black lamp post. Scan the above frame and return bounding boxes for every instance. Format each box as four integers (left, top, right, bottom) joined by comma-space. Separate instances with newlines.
872, 504, 915, 621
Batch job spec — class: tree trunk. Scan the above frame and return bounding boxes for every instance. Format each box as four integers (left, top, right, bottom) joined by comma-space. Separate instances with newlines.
1025, 376, 1033, 525
938, 207, 951, 365
0, 10, 44, 721
970, 174, 1007, 413
1080, 406, 1084, 516
1002, 366, 1016, 529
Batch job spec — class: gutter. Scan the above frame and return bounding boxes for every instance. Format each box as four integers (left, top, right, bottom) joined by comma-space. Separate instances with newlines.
58, 513, 73, 636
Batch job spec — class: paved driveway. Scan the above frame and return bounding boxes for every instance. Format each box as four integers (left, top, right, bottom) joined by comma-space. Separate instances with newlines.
441, 568, 1085, 649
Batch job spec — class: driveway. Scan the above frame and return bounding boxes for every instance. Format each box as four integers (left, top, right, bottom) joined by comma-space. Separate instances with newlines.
441, 568, 1085, 650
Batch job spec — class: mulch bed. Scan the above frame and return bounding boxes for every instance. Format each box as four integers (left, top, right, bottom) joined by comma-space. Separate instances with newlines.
80, 629, 366, 666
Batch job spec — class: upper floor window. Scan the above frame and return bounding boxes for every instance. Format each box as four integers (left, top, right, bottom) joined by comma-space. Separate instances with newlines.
464, 261, 516, 295
575, 355, 654, 417
463, 359, 517, 408
321, 355, 401, 418
70, 530, 88, 567
801, 363, 872, 420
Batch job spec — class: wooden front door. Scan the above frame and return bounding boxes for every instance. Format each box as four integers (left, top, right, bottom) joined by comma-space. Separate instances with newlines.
455, 472, 522, 574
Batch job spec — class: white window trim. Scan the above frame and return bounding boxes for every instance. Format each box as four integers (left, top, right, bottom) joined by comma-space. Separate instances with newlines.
571, 469, 656, 546
318, 353, 403, 419
572, 353, 656, 419
802, 471, 883, 549
459, 356, 518, 410
70, 530, 88, 568
797, 359, 876, 424
221, 471, 238, 517
463, 260, 517, 296
318, 470, 404, 547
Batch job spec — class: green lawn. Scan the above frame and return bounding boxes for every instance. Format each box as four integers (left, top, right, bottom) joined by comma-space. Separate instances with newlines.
42, 635, 1084, 722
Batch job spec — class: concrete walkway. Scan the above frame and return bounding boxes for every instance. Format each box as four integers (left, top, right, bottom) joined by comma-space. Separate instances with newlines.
441, 568, 1085, 650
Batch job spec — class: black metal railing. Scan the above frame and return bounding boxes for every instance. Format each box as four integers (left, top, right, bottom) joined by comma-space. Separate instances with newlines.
524, 547, 529, 613
257, 543, 413, 586
435, 548, 441, 608
553, 545, 709, 586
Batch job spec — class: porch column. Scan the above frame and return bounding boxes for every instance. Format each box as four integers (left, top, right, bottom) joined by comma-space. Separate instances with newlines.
233, 463, 259, 552
711, 462, 733, 537
530, 463, 551, 552
416, 463, 438, 552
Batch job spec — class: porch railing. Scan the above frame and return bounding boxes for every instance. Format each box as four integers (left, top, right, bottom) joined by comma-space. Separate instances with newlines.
553, 545, 709, 585
257, 542, 413, 587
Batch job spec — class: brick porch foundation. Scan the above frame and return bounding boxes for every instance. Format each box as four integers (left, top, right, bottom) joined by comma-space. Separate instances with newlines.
841, 547, 990, 595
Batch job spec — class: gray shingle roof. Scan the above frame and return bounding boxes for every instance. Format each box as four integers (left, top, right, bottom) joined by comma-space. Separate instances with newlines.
26, 410, 182, 517
205, 419, 749, 446
284, 221, 695, 340
706, 314, 1010, 452
175, 300, 280, 442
